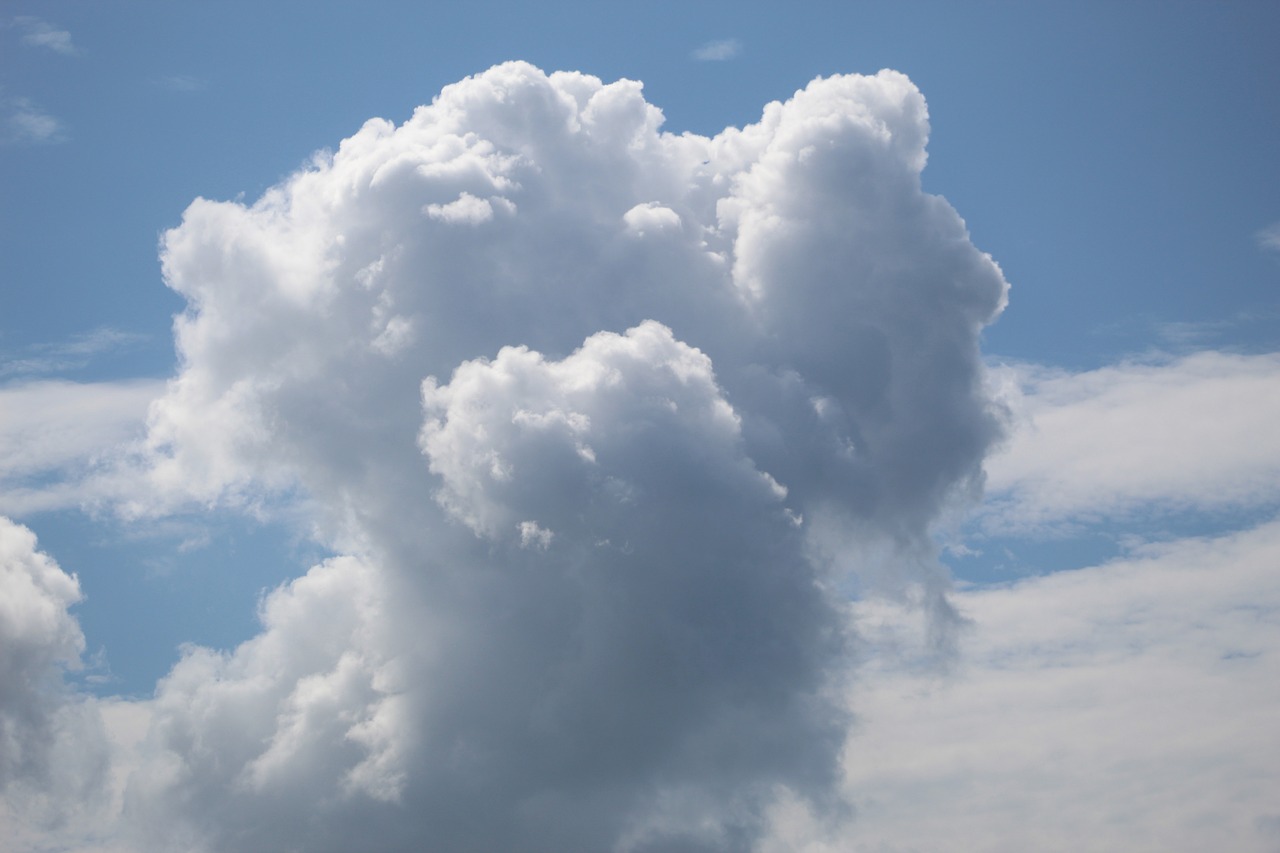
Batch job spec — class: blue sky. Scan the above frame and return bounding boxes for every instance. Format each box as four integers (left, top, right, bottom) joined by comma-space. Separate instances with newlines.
2, 3, 1279, 851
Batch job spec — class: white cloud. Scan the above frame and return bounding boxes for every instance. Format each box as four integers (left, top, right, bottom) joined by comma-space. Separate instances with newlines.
1258, 221, 1280, 253
10, 62, 1011, 850
692, 38, 743, 61
622, 201, 682, 236
0, 517, 113, 836
0, 379, 163, 516
13, 17, 78, 56
2, 97, 65, 145
758, 517, 1280, 852
982, 351, 1280, 534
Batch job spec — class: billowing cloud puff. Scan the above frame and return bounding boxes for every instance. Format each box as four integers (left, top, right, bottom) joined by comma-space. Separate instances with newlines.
0, 517, 109, 829
114, 62, 1007, 850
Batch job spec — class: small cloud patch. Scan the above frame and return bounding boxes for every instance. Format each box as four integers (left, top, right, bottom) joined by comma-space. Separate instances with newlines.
692, 38, 742, 61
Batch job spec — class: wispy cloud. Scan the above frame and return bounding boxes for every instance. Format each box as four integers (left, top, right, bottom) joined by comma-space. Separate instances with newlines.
2, 96, 66, 145
0, 378, 163, 515
0, 328, 147, 377
692, 38, 742, 61
982, 351, 1280, 534
155, 75, 206, 93
13, 16, 79, 56
1257, 222, 1280, 253
816, 517, 1280, 851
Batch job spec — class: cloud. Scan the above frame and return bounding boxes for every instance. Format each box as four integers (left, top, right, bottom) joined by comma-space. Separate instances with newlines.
155, 75, 205, 93
1258, 221, 1280, 253
0, 379, 163, 516
982, 351, 1280, 534
1, 328, 147, 378
2, 96, 65, 145
7, 62, 1008, 850
692, 38, 742, 61
762, 516, 1280, 852
0, 517, 111, 834
12, 17, 78, 56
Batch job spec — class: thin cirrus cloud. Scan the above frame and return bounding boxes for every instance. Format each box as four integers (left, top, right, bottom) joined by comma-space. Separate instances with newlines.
2, 61, 1011, 852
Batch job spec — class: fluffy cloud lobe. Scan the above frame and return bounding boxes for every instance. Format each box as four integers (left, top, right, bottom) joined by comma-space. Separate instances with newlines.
0, 518, 108, 831
113, 62, 1007, 851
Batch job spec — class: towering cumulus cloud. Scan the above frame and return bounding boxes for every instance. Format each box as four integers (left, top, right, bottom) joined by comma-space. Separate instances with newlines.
122, 63, 1007, 851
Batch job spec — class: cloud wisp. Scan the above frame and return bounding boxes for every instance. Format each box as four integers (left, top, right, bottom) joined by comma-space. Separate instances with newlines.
1258, 221, 1280, 254
1, 96, 66, 146
12, 16, 79, 57
692, 38, 742, 61
4, 63, 1009, 851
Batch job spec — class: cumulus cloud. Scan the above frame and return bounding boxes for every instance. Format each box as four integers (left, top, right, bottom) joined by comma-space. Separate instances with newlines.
982, 351, 1280, 534
0, 517, 111, 834
5, 63, 1007, 850
776, 517, 1280, 852
692, 38, 743, 61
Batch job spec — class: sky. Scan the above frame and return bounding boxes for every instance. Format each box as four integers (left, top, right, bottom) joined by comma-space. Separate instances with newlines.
1, 2, 1278, 851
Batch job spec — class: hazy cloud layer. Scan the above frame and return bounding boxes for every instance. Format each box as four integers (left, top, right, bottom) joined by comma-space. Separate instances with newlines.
983, 351, 1280, 533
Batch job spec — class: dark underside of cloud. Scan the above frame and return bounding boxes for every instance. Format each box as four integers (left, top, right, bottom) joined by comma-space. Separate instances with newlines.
2, 62, 1007, 852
